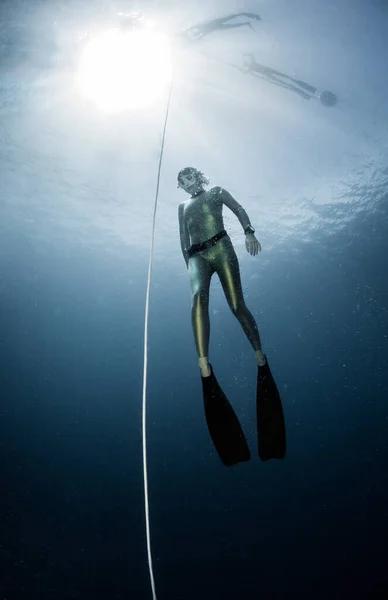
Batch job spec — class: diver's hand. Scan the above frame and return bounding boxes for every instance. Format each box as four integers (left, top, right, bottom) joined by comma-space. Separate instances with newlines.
245, 233, 261, 256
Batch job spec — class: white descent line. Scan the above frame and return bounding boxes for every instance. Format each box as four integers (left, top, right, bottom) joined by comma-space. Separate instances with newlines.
141, 68, 174, 600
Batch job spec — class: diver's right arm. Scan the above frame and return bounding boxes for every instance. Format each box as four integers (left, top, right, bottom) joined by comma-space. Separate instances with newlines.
178, 203, 190, 267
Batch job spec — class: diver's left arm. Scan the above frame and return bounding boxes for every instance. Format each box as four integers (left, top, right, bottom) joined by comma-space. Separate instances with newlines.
219, 187, 261, 256
178, 202, 190, 267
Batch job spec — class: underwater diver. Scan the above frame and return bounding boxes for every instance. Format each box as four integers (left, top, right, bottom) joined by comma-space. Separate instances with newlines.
178, 167, 286, 465
181, 12, 261, 43
242, 53, 337, 106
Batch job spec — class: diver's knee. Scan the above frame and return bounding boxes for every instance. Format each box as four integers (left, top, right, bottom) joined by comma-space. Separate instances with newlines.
191, 291, 209, 310
230, 301, 245, 317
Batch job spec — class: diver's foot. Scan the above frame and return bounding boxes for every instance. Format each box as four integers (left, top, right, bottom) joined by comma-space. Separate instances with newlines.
199, 357, 211, 378
255, 350, 267, 367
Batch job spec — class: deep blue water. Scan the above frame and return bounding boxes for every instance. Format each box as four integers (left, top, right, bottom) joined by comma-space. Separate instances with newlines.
1, 1, 388, 599
2, 192, 387, 599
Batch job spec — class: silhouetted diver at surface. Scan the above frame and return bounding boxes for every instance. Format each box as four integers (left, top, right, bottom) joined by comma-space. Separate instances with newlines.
200, 50, 337, 107
181, 12, 261, 43
243, 54, 337, 106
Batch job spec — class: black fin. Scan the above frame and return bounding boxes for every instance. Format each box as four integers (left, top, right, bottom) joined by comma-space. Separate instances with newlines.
202, 366, 251, 467
256, 361, 286, 461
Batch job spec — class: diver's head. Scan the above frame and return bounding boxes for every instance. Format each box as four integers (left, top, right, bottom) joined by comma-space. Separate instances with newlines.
319, 90, 337, 107
177, 167, 209, 196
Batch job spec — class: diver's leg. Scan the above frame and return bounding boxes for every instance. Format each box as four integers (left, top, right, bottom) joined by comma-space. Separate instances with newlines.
220, 12, 261, 26
213, 238, 285, 459
215, 237, 266, 366
184, 16, 246, 40
191, 245, 251, 465
188, 254, 214, 377
247, 60, 316, 98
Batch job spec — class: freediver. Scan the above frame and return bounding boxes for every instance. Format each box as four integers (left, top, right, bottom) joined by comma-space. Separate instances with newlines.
181, 12, 261, 43
178, 167, 286, 464
243, 53, 337, 106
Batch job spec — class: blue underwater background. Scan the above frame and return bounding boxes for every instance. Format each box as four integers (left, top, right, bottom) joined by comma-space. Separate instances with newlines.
1, 1, 388, 599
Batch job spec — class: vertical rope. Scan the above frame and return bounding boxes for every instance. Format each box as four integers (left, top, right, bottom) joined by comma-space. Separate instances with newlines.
141, 71, 174, 600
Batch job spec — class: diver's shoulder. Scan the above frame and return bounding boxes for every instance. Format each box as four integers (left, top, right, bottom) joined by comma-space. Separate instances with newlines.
209, 185, 224, 196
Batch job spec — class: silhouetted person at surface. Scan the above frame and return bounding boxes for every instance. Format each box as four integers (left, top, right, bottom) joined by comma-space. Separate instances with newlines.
242, 53, 337, 106
181, 12, 261, 43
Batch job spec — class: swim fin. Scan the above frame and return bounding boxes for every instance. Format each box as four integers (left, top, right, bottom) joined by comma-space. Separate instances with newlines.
256, 360, 286, 461
202, 365, 251, 467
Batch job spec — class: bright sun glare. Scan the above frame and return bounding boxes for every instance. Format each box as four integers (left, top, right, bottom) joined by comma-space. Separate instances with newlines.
76, 27, 172, 112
